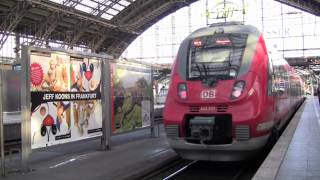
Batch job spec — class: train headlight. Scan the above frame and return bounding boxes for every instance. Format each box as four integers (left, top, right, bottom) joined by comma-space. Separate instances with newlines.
229, 69, 237, 77
231, 80, 245, 99
178, 83, 187, 100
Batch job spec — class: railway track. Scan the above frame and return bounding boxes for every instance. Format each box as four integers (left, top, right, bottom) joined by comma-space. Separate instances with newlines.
138, 158, 193, 180
164, 161, 251, 180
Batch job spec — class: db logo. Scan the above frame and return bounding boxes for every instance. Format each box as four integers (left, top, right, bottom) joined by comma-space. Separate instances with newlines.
201, 89, 216, 99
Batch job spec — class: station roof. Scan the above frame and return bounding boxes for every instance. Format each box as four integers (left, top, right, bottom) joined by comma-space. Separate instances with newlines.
276, 0, 320, 16
0, 0, 197, 58
0, 0, 319, 59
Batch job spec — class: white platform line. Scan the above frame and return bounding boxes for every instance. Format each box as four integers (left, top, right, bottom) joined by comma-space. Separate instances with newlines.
49, 158, 76, 169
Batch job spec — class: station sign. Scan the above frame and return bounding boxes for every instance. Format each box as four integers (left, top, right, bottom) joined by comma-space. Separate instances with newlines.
206, 0, 246, 22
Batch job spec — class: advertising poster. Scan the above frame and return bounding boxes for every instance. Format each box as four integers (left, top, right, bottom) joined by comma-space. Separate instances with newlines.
29, 50, 102, 149
112, 63, 152, 133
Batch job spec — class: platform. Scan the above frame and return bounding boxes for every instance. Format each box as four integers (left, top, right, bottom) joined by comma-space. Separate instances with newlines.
253, 97, 320, 180
2, 125, 177, 180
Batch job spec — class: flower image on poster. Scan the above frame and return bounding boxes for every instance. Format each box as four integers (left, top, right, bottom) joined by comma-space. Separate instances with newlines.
29, 50, 103, 149
112, 63, 152, 133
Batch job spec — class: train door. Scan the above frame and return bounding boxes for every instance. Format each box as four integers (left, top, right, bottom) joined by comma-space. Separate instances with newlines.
272, 61, 288, 126
276, 64, 291, 127
269, 58, 281, 127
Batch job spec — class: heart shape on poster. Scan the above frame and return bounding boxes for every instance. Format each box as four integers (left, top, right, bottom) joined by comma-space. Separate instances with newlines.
43, 115, 55, 126
84, 71, 93, 81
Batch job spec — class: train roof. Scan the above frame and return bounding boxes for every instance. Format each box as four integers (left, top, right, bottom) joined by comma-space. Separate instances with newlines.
187, 22, 260, 39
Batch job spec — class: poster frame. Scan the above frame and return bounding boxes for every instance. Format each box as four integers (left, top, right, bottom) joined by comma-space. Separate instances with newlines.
20, 46, 113, 172
0, 69, 5, 176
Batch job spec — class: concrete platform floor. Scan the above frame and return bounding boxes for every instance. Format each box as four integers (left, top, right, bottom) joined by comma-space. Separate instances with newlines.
253, 97, 320, 180
276, 97, 320, 180
2, 125, 178, 180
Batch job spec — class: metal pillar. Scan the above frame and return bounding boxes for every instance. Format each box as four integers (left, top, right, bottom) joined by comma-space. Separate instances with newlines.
155, 25, 159, 64
281, 4, 285, 58
242, 0, 245, 23
171, 14, 175, 58
150, 66, 155, 138
20, 46, 31, 173
205, 0, 209, 25
139, 36, 143, 61
223, 0, 226, 22
261, 0, 264, 32
188, 6, 192, 33
301, 14, 305, 57
0, 70, 5, 176
15, 34, 20, 63
101, 59, 112, 150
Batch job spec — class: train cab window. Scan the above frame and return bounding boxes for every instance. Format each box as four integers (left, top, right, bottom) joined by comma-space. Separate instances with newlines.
188, 34, 248, 81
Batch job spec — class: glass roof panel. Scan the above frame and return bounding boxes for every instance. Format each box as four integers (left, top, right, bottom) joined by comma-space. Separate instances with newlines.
106, 8, 120, 16
48, 0, 135, 20
82, 0, 98, 9
113, 4, 125, 11
75, 4, 92, 14
101, 13, 114, 20
119, 0, 131, 7
50, 0, 64, 4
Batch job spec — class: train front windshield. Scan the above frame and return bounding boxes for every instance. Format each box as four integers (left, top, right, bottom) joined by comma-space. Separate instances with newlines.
188, 34, 248, 80
194, 48, 231, 63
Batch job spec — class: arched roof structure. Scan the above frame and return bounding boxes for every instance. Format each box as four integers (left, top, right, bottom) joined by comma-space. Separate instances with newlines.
0, 0, 319, 58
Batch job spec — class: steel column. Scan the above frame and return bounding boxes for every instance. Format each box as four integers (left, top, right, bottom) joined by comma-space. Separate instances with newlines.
0, 69, 5, 176
150, 66, 155, 137
101, 59, 112, 150
20, 46, 31, 173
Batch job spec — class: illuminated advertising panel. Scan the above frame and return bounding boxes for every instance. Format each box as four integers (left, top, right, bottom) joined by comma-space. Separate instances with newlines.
111, 63, 152, 134
29, 50, 102, 149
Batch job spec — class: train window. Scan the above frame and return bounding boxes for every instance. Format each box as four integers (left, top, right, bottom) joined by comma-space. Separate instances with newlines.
267, 58, 274, 96
193, 48, 230, 63
188, 34, 247, 80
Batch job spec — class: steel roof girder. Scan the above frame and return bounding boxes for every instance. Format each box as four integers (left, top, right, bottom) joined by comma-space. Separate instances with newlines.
31, 0, 83, 46
114, 0, 155, 24
275, 0, 320, 16
67, 22, 89, 48
124, 1, 177, 30
90, 0, 122, 16
33, 12, 63, 46
0, 1, 31, 50
117, 0, 187, 30
29, 0, 138, 34
90, 33, 108, 52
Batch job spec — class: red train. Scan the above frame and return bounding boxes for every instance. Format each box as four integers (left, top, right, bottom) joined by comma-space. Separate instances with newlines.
163, 22, 304, 161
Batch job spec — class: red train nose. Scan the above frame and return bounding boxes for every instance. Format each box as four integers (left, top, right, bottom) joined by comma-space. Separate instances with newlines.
43, 115, 55, 126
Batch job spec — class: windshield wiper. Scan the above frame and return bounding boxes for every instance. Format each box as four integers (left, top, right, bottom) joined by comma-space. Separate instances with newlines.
195, 63, 205, 80
202, 63, 208, 77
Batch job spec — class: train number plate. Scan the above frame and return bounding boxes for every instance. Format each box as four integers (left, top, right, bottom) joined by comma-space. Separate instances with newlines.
201, 89, 216, 99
